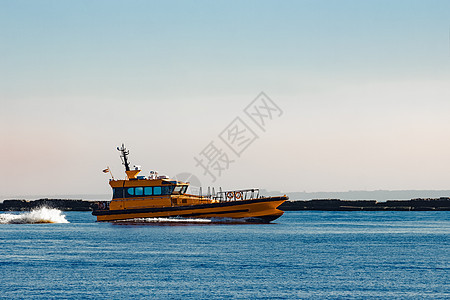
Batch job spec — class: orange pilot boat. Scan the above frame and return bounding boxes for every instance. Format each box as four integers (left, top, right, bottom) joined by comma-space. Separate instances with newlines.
92, 144, 287, 223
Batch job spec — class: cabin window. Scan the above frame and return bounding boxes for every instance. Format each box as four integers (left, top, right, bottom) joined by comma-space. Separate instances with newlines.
162, 186, 174, 195
135, 187, 143, 196
121, 186, 174, 196
154, 186, 162, 195
127, 188, 134, 196
144, 187, 152, 195
113, 188, 124, 199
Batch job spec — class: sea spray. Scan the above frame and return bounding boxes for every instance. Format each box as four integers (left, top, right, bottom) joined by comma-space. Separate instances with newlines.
0, 207, 69, 224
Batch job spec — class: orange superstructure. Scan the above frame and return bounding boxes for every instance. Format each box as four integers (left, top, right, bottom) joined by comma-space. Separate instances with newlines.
92, 144, 287, 223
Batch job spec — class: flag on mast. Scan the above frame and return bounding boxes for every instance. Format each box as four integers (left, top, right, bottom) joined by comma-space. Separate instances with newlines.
103, 166, 115, 180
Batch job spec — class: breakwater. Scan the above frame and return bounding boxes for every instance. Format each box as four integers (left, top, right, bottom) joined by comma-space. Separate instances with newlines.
279, 198, 450, 211
1, 197, 449, 211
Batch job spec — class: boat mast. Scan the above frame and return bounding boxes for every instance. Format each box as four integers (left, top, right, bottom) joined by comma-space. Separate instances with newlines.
117, 144, 131, 172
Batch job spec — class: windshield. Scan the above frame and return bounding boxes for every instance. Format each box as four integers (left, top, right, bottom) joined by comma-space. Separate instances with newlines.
173, 185, 187, 194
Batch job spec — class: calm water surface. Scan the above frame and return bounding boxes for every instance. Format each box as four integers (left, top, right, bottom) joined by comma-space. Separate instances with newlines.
0, 211, 449, 299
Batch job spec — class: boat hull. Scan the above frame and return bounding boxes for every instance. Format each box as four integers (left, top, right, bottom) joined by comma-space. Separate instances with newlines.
92, 196, 287, 223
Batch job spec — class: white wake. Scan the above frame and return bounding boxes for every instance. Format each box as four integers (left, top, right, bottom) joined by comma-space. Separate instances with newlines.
113, 217, 257, 224
116, 217, 212, 224
0, 207, 69, 224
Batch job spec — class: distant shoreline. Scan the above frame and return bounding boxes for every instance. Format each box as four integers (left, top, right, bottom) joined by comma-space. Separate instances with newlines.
1, 198, 449, 212
279, 198, 450, 211
268, 190, 450, 202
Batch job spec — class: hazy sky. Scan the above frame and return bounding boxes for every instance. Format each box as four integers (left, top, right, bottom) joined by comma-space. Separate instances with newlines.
1, 0, 449, 197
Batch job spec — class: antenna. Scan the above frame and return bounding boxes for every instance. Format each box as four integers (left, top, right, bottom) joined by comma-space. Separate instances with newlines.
117, 143, 131, 172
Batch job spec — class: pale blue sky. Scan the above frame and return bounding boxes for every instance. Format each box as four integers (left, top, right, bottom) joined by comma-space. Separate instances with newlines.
1, 1, 449, 197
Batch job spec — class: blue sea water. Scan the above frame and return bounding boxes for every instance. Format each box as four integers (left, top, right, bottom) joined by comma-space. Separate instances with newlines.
0, 210, 449, 299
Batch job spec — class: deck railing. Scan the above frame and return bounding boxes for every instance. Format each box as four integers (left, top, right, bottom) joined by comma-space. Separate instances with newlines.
214, 189, 260, 202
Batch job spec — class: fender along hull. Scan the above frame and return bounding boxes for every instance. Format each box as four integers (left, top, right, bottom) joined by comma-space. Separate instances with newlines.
93, 196, 287, 223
